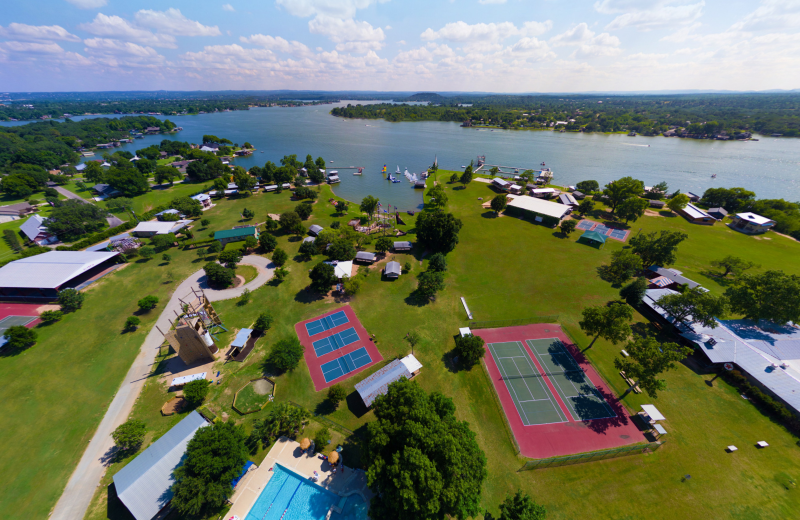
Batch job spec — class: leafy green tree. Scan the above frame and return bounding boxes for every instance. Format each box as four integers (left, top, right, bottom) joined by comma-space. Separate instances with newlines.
606, 250, 644, 284
579, 303, 633, 348
343, 274, 364, 296
296, 203, 313, 220
417, 270, 445, 299
4, 325, 37, 350
204, 262, 235, 287
139, 246, 155, 260
200, 218, 211, 227
602, 176, 644, 213
725, 270, 800, 324
455, 334, 485, 368
577, 198, 595, 216
171, 421, 248, 517
256, 402, 310, 440
183, 379, 210, 407
244, 235, 258, 251
667, 193, 690, 213
267, 338, 304, 373
620, 277, 649, 305
450, 173, 459, 183
309, 261, 337, 292
313, 426, 330, 451
327, 238, 356, 261
254, 311, 273, 332
58, 288, 85, 312
365, 378, 487, 520
490, 166, 500, 175
428, 252, 447, 272
106, 166, 150, 197
711, 255, 759, 277
124, 316, 141, 331
616, 197, 649, 223
560, 220, 577, 236
299, 240, 317, 259
375, 236, 393, 253
106, 197, 133, 212
259, 233, 277, 252
242, 207, 255, 219
491, 194, 507, 214
218, 249, 242, 268
416, 211, 463, 253
208, 240, 223, 254
700, 187, 756, 212
271, 247, 288, 266
212, 177, 227, 195
112, 419, 147, 452
46, 200, 108, 242
279, 210, 302, 232
137, 295, 159, 311
327, 385, 347, 408
335, 200, 349, 214
487, 491, 547, 520
614, 337, 693, 398
629, 230, 689, 268
40, 310, 63, 323
460, 169, 473, 187
427, 184, 448, 209
84, 161, 105, 183
655, 287, 728, 328
576, 180, 599, 193
150, 233, 176, 252
360, 195, 380, 222
154, 165, 180, 185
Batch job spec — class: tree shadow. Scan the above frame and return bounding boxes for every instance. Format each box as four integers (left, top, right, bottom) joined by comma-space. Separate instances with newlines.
442, 340, 466, 374
700, 270, 733, 286
288, 236, 302, 242
294, 287, 326, 304
346, 391, 369, 419
551, 231, 570, 239
315, 399, 336, 416
480, 211, 500, 219
404, 290, 431, 307
659, 210, 677, 217
596, 265, 622, 286
0, 341, 35, 357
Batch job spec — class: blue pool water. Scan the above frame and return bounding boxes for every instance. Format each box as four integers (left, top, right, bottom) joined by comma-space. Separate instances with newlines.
245, 464, 368, 520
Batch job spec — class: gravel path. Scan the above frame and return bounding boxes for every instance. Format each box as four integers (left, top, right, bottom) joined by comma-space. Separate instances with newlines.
49, 255, 273, 520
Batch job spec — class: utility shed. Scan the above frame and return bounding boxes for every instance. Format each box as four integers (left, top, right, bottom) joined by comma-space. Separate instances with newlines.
677, 203, 715, 225
132, 220, 190, 238
114, 411, 208, 520
384, 261, 401, 278
355, 355, 422, 407
393, 241, 412, 251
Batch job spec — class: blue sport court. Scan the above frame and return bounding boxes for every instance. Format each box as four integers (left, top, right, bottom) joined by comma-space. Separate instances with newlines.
576, 220, 594, 230
312, 327, 360, 357
594, 224, 611, 234
608, 229, 628, 240
304, 310, 349, 336
320, 347, 373, 383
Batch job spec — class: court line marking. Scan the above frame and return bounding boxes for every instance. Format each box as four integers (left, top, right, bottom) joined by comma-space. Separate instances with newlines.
513, 341, 569, 423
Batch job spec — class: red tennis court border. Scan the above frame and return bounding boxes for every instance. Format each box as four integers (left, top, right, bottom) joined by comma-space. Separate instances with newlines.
473, 324, 645, 459
295, 305, 383, 391
0, 303, 44, 328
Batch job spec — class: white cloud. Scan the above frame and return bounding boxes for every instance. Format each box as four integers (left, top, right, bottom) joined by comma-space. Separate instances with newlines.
0, 23, 80, 42
398, 39, 406, 45
275, 0, 389, 19
65, 0, 107, 9
550, 23, 621, 58
78, 13, 177, 48
506, 37, 555, 60
134, 8, 221, 37
240, 34, 313, 56
83, 38, 161, 57
309, 16, 385, 47
421, 21, 521, 42
521, 20, 554, 36
733, 0, 800, 31
594, 0, 666, 14
605, 2, 704, 31
223, 3, 235, 11
550, 23, 596, 45
0, 41, 65, 54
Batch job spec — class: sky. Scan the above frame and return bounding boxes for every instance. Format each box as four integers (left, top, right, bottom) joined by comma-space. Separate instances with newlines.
0, 0, 799, 92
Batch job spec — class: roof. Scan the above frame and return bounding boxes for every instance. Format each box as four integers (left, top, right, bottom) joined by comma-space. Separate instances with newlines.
734, 212, 775, 226
113, 411, 208, 520
492, 178, 509, 186
531, 188, 556, 194
507, 196, 570, 219
708, 207, 728, 215
459, 327, 472, 337
681, 203, 712, 220
172, 372, 206, 386
214, 227, 256, 240
559, 193, 578, 206
385, 261, 401, 275
302, 236, 316, 244
355, 251, 375, 261
309, 225, 323, 235
324, 260, 353, 279
191, 193, 211, 202
0, 202, 33, 215
20, 214, 49, 241
648, 266, 701, 289
134, 221, 190, 235
580, 230, 607, 243
641, 404, 666, 421
394, 241, 411, 248
232, 328, 253, 348
0, 251, 119, 289
355, 355, 422, 407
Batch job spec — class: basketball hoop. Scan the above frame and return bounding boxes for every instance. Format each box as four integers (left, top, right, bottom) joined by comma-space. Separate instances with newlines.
724, 363, 734, 371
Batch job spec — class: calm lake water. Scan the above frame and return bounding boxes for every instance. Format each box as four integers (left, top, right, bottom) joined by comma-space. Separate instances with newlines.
3, 101, 800, 208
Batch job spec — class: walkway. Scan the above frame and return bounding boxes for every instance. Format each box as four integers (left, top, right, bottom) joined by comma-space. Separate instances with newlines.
49, 255, 274, 520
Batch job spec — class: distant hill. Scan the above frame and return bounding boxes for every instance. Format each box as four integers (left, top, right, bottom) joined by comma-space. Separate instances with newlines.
405, 92, 448, 102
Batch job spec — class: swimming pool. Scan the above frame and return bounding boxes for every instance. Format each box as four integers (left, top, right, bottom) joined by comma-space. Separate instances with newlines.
244, 464, 368, 520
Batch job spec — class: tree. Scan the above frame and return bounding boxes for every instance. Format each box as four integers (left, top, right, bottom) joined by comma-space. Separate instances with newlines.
417, 270, 445, 299
204, 262, 235, 288
450, 173, 459, 183
577, 198, 595, 216
606, 250, 644, 284
602, 176, 644, 213
335, 200, 349, 214
106, 197, 133, 212
241, 207, 255, 219
360, 195, 380, 222
212, 177, 227, 195
460, 169, 473, 187
83, 161, 104, 183
4, 325, 37, 350
375, 236, 393, 254
315, 156, 326, 170
579, 303, 633, 348
218, 249, 242, 268
296, 203, 313, 220
427, 184, 448, 209
125, 316, 141, 331
254, 311, 273, 332
183, 379, 210, 407
364, 378, 487, 520
151, 233, 176, 252
629, 230, 689, 268
208, 240, 223, 254
255, 402, 310, 441
259, 233, 277, 252
267, 337, 304, 373
200, 218, 211, 227
273, 266, 289, 281
455, 334, 485, 368
58, 288, 85, 312
279, 210, 302, 232
170, 422, 248, 517
416, 211, 463, 253
724, 270, 800, 324
46, 199, 108, 242
667, 193, 690, 213
327, 385, 347, 408
428, 252, 447, 272
711, 255, 759, 277
309, 261, 337, 292
139, 246, 155, 260
40, 310, 63, 323
576, 180, 599, 193
137, 295, 159, 311
106, 166, 150, 197
560, 220, 577, 236
244, 235, 258, 251
491, 193, 507, 214
614, 337, 692, 398
620, 277, 648, 305
299, 240, 317, 259
655, 287, 728, 328
112, 419, 147, 452
616, 197, 649, 223
489, 491, 547, 520
154, 165, 180, 185
343, 274, 364, 296
271, 247, 288, 266
326, 238, 356, 261
490, 166, 500, 175
701, 187, 756, 212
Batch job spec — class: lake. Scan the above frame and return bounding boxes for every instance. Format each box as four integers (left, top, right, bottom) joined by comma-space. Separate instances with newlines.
3, 101, 799, 208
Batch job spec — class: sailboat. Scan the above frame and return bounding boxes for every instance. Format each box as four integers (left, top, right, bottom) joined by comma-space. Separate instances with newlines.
396, 165, 401, 174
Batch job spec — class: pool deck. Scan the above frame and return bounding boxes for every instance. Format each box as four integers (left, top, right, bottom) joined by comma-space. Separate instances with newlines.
227, 436, 372, 519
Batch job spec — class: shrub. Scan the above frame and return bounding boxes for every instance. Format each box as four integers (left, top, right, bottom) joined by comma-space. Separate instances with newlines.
204, 262, 235, 288
254, 311, 273, 332
162, 253, 172, 263
139, 246, 155, 259
259, 233, 277, 252
150, 233, 177, 252
137, 295, 159, 311
620, 277, 649, 305
112, 419, 147, 452
58, 288, 85, 312
39, 310, 63, 323
299, 240, 317, 258
428, 253, 447, 272
327, 385, 347, 408
125, 316, 141, 331
4, 325, 37, 350
560, 219, 577, 236
238, 288, 251, 305
183, 379, 210, 407
267, 338, 304, 373
330, 221, 341, 229
403, 261, 412, 273
3, 229, 21, 252
200, 218, 210, 227
375, 236, 392, 253
242, 208, 255, 219
272, 247, 288, 266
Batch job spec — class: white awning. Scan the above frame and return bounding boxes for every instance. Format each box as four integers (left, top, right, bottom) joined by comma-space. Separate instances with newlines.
641, 404, 666, 421
172, 372, 206, 386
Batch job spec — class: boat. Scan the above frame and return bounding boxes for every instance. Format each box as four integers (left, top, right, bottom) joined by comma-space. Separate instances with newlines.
711, 174, 717, 178
329, 170, 339, 174
354, 167, 363, 175
396, 166, 401, 174
461, 165, 466, 168
261, 151, 264, 153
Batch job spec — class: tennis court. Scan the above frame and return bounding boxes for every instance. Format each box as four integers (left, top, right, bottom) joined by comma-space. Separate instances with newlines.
312, 327, 360, 357
305, 310, 349, 336
608, 229, 629, 240
320, 347, 373, 383
526, 339, 616, 421
0, 315, 37, 335
487, 342, 568, 426
576, 220, 594, 230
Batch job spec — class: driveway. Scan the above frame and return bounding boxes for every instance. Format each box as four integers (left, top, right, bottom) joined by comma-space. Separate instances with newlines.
49, 255, 274, 520
55, 185, 89, 202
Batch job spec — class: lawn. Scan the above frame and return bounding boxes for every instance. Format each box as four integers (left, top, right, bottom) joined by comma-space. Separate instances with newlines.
233, 378, 273, 414
9, 178, 799, 520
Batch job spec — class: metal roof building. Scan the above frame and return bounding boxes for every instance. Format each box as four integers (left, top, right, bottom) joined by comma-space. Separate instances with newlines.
0, 251, 120, 296
355, 355, 422, 407
132, 220, 191, 237
355, 251, 375, 263
385, 261, 401, 278
309, 224, 324, 236
507, 195, 570, 220
114, 411, 208, 520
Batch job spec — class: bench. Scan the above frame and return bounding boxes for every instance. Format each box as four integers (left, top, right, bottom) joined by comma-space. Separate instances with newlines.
620, 370, 642, 393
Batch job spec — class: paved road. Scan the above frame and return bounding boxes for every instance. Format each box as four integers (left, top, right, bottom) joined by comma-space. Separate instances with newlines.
55, 185, 89, 202
49, 255, 274, 520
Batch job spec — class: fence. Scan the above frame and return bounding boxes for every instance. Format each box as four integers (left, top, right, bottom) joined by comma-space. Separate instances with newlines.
480, 358, 520, 455
519, 441, 665, 471
469, 316, 560, 329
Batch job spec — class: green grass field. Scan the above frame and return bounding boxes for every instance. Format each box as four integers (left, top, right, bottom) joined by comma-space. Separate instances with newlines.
233, 379, 273, 414
2, 178, 799, 520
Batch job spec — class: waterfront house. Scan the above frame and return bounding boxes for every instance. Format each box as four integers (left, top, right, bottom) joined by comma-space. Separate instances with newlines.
530, 188, 558, 199
0, 202, 36, 218
190, 193, 212, 208
649, 200, 666, 209
327, 175, 341, 184
730, 212, 776, 235
506, 196, 570, 224
676, 203, 715, 225
558, 193, 578, 208
145, 126, 161, 134
492, 178, 510, 191
684, 192, 701, 203
707, 207, 728, 220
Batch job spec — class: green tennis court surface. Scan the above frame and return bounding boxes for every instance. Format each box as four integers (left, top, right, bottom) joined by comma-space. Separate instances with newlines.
526, 339, 616, 421
488, 342, 568, 426
0, 315, 37, 335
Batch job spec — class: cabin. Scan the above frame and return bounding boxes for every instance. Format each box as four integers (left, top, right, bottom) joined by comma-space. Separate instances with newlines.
684, 192, 701, 203
145, 126, 161, 134
355, 251, 376, 264
394, 241, 412, 251
308, 225, 324, 237
190, 193, 212, 208
155, 209, 183, 221
558, 193, 578, 208
384, 261, 402, 278
414, 180, 426, 189
132, 220, 191, 238
92, 184, 121, 199
214, 226, 258, 245
20, 214, 57, 245
676, 203, 715, 225
730, 212, 776, 235
649, 200, 666, 209
530, 188, 558, 199
707, 207, 728, 220
572, 190, 586, 200
492, 178, 510, 191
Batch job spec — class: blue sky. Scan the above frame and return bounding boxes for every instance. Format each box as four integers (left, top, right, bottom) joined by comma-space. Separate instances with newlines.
1, 0, 799, 92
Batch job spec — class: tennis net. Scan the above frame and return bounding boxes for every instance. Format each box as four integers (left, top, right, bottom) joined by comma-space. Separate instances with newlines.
502, 369, 585, 380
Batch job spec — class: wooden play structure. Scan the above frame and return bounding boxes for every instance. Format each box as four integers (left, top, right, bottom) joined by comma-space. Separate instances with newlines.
162, 289, 226, 365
